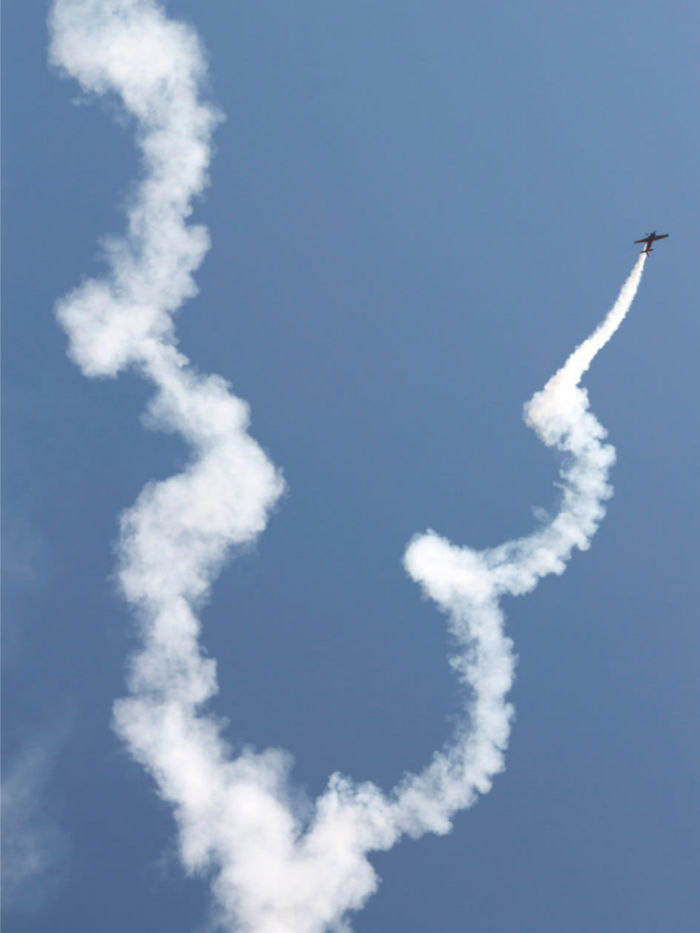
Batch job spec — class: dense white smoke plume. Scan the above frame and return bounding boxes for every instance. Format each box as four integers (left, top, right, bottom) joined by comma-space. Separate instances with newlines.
50, 1, 647, 930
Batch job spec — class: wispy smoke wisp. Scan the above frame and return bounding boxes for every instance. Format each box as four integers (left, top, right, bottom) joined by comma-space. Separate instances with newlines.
49, 2, 646, 930
1, 722, 72, 914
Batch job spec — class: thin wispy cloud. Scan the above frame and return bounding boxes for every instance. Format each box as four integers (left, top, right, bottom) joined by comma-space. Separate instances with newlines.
2, 509, 50, 665
1, 722, 72, 915
2, 510, 45, 587
48, 1, 646, 930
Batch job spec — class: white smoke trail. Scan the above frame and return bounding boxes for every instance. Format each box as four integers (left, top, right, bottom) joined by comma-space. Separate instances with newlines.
50, 2, 647, 930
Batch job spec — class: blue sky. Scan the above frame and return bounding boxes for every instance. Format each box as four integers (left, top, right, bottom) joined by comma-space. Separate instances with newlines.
3, 1, 699, 931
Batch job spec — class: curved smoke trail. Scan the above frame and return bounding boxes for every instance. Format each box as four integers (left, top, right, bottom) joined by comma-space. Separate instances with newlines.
50, 1, 646, 930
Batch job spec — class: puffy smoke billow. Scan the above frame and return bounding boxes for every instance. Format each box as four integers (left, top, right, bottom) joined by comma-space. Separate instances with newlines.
49, 1, 646, 930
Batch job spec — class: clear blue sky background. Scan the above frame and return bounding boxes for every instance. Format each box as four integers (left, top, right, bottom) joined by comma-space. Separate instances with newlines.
3, 1, 699, 931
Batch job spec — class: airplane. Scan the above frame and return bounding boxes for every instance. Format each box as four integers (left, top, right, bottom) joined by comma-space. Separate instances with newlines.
634, 231, 669, 254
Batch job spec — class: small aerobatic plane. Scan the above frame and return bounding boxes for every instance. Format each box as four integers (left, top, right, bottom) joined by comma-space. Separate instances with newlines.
635, 231, 669, 254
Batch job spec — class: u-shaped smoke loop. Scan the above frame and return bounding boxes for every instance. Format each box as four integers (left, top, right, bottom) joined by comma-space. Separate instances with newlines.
49, 2, 646, 930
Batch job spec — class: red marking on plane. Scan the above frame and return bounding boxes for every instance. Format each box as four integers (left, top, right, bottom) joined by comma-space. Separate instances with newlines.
634, 231, 669, 254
